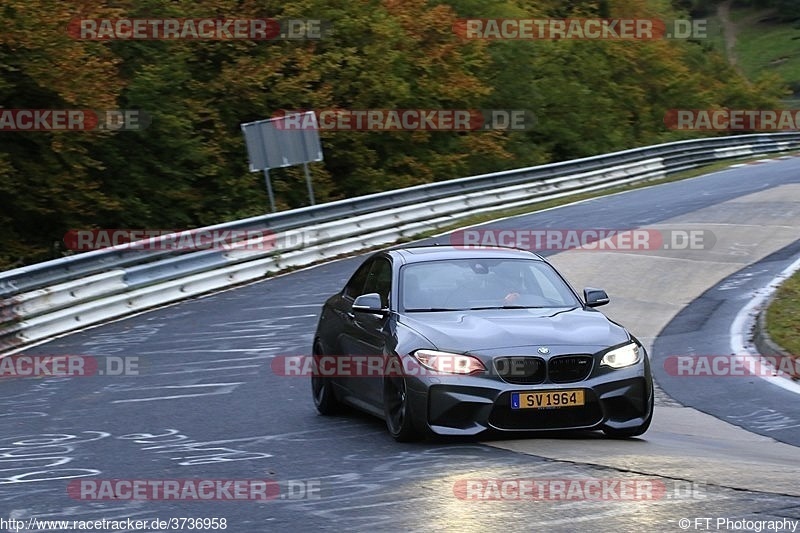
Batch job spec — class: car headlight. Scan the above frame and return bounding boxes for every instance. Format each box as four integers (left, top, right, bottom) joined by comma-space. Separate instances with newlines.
411, 349, 486, 375
600, 343, 640, 369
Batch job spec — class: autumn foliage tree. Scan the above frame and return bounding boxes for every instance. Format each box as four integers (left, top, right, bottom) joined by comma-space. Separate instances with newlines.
0, 0, 785, 268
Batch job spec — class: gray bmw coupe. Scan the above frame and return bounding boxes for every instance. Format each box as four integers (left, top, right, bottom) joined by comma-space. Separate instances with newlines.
312, 246, 653, 441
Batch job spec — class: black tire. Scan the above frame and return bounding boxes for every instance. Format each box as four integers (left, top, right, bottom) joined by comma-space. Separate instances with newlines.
383, 373, 421, 442
311, 343, 340, 415
602, 393, 654, 438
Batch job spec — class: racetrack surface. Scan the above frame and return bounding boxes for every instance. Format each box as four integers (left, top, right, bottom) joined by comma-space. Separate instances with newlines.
3, 157, 800, 532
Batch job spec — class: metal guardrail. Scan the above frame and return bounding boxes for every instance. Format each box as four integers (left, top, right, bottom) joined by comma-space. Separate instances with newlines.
2, 132, 799, 353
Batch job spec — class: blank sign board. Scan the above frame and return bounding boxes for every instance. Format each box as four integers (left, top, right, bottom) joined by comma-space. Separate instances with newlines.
241, 111, 324, 172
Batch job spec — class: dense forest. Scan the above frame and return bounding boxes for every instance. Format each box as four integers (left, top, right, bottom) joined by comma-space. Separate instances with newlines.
684, 0, 800, 21
0, 0, 787, 269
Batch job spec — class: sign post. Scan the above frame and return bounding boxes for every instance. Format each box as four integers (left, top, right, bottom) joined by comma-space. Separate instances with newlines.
241, 111, 323, 212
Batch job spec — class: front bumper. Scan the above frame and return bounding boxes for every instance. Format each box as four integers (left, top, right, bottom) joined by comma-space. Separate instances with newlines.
406, 363, 653, 436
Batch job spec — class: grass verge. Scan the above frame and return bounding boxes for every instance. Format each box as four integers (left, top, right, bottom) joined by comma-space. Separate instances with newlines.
765, 269, 800, 357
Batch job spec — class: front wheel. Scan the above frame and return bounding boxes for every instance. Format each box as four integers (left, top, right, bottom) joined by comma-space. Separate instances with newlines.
383, 374, 421, 442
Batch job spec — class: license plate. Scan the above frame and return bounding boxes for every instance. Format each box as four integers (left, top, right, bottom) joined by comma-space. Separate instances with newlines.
511, 390, 585, 409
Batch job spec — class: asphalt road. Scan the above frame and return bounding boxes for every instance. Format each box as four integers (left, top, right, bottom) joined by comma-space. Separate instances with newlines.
3, 157, 800, 532
654, 238, 800, 445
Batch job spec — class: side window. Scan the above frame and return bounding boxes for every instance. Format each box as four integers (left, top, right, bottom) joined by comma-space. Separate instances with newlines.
362, 257, 392, 308
342, 260, 372, 300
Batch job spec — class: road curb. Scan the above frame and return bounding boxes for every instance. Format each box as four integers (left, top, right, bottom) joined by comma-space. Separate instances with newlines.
753, 295, 799, 382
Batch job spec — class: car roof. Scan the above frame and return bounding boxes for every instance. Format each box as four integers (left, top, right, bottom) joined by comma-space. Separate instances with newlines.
389, 245, 544, 264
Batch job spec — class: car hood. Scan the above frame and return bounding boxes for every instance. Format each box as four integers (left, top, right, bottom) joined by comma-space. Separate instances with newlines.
398, 307, 629, 353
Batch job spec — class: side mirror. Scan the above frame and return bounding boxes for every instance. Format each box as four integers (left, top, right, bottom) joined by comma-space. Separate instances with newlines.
352, 293, 388, 316
584, 288, 610, 307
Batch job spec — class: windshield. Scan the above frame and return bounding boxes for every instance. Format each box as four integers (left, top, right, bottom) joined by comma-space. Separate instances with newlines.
401, 258, 580, 311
